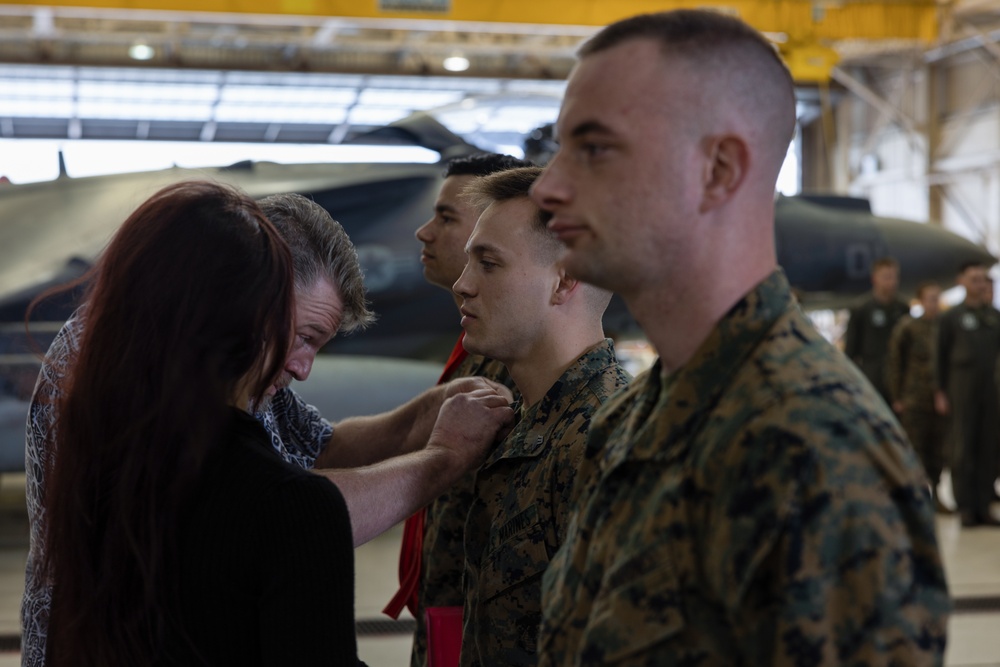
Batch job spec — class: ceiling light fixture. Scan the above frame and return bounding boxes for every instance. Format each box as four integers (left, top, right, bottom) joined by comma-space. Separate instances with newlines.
129, 42, 155, 61
443, 55, 470, 72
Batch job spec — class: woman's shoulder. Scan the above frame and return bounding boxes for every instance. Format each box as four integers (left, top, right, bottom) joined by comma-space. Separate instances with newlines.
209, 410, 347, 519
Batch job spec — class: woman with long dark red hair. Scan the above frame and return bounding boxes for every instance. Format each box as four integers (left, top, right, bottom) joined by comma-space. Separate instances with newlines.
38, 181, 359, 666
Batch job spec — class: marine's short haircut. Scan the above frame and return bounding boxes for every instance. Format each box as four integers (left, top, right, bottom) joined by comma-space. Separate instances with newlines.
872, 257, 899, 273
444, 153, 533, 179
578, 10, 796, 176
258, 193, 375, 334
463, 167, 550, 237
579, 9, 782, 63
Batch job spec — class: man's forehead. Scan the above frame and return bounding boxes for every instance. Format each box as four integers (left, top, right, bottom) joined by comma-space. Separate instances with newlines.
557, 42, 676, 137
470, 199, 537, 248
439, 174, 476, 202
293, 277, 343, 331
466, 216, 498, 252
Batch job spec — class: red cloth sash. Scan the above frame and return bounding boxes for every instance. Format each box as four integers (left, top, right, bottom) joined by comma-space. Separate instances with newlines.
382, 333, 469, 619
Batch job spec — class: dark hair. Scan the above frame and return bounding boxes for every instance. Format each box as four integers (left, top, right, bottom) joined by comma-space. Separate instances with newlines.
42, 181, 294, 667
463, 166, 551, 236
258, 193, 374, 334
444, 152, 533, 179
960, 260, 988, 274
872, 256, 899, 272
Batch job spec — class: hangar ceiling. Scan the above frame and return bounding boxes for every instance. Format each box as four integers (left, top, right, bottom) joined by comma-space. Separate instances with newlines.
0, 63, 567, 149
0, 0, 958, 82
1, 0, 999, 148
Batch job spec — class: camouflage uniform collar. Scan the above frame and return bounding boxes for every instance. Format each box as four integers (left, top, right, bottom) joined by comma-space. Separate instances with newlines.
485, 338, 619, 466
623, 269, 793, 462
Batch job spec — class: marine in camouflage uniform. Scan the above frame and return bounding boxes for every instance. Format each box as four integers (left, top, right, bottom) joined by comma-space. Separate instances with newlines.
410, 351, 516, 667
936, 298, 1000, 525
844, 291, 910, 403
404, 151, 533, 666
538, 270, 949, 666
887, 311, 949, 499
461, 340, 629, 667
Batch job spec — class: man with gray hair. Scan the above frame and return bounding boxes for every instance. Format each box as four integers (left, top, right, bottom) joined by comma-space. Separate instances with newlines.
530, 10, 948, 665
22, 191, 513, 667
254, 194, 508, 533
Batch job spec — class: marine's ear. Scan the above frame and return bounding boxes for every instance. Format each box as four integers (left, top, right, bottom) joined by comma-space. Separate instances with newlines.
699, 134, 748, 214
551, 266, 580, 306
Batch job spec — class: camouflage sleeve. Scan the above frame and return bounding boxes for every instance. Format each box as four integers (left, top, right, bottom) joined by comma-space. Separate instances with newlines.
886, 318, 910, 403
843, 305, 862, 361
706, 405, 948, 666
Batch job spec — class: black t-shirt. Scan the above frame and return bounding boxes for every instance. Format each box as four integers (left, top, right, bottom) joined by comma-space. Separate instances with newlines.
163, 409, 359, 666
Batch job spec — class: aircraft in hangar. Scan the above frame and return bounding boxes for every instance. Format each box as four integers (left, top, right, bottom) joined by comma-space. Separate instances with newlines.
0, 112, 994, 471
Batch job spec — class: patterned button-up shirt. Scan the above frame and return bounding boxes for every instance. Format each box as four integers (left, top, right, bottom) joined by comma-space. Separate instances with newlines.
461, 339, 629, 667
538, 270, 949, 666
22, 309, 333, 667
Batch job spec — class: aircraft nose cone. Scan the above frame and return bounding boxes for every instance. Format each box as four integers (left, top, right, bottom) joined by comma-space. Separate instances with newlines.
775, 195, 996, 305
876, 216, 996, 289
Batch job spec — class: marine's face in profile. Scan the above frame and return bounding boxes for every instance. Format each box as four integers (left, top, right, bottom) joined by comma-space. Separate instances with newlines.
453, 197, 557, 365
415, 174, 481, 291
530, 38, 701, 296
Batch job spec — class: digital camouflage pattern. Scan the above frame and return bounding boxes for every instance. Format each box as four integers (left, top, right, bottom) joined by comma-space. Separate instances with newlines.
888, 316, 939, 408
411, 350, 517, 667
539, 270, 949, 667
887, 315, 948, 484
461, 340, 629, 667
844, 295, 910, 401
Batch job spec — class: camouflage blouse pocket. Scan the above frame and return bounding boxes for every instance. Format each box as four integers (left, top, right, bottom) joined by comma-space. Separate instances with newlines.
481, 522, 550, 602
580, 556, 684, 663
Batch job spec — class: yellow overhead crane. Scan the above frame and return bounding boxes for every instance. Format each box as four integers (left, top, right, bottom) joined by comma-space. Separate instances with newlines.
2, 0, 943, 82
